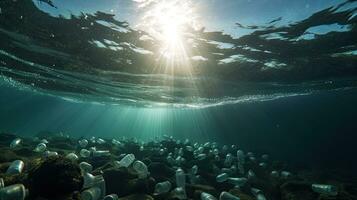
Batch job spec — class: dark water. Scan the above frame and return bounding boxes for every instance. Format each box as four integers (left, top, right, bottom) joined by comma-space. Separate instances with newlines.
0, 0, 357, 192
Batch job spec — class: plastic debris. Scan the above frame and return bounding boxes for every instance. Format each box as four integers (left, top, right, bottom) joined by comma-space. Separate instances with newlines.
154, 181, 172, 194
10, 138, 21, 148
219, 191, 240, 200
201, 192, 217, 200
132, 160, 149, 178
6, 160, 24, 174
34, 143, 46, 153
81, 187, 101, 200
0, 184, 27, 200
216, 173, 229, 183
80, 149, 91, 158
311, 184, 338, 196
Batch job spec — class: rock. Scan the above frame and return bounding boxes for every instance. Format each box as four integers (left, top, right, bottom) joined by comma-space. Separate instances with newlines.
14, 147, 35, 157
280, 181, 318, 200
0, 149, 22, 162
28, 156, 83, 199
148, 162, 175, 181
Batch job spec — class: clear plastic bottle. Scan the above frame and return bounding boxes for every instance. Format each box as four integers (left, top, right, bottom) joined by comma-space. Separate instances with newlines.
79, 162, 93, 174
92, 150, 110, 157
172, 187, 187, 200
80, 149, 91, 158
43, 151, 58, 158
176, 168, 186, 188
224, 153, 233, 167
132, 160, 149, 178
78, 139, 89, 148
0, 184, 27, 200
227, 177, 247, 187
117, 154, 135, 168
247, 170, 256, 179
10, 138, 21, 148
0, 178, 4, 188
191, 165, 198, 175
154, 181, 172, 194
280, 171, 292, 179
103, 194, 119, 200
201, 192, 217, 200
66, 153, 79, 161
197, 153, 207, 161
34, 143, 47, 153
219, 191, 240, 200
216, 173, 229, 183
311, 184, 338, 196
81, 187, 101, 200
6, 160, 24, 174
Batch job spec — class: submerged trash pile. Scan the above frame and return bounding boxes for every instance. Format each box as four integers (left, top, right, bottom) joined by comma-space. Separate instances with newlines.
0, 132, 354, 200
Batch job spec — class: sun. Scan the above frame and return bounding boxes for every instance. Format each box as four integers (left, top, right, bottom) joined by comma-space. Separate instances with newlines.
136, 0, 199, 63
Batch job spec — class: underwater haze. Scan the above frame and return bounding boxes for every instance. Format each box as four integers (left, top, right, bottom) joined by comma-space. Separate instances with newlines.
0, 0, 357, 200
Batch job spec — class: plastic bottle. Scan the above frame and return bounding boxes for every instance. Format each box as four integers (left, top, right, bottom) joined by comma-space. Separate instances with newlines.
116, 154, 135, 168
251, 188, 266, 200
0, 184, 27, 200
219, 191, 240, 200
34, 143, 46, 153
82, 173, 106, 199
81, 187, 101, 200
311, 184, 338, 196
43, 151, 58, 158
154, 181, 172, 194
0, 178, 4, 188
80, 149, 91, 158
227, 177, 247, 187
79, 162, 93, 174
103, 194, 119, 200
224, 153, 233, 167
197, 153, 207, 161
280, 171, 291, 179
176, 168, 186, 189
216, 173, 229, 183
78, 139, 89, 148
10, 138, 21, 148
191, 165, 198, 175
237, 150, 245, 163
201, 192, 217, 200
172, 187, 187, 200
66, 153, 79, 161
92, 150, 110, 157
271, 170, 279, 178
6, 160, 24, 174
247, 170, 255, 179
132, 160, 149, 178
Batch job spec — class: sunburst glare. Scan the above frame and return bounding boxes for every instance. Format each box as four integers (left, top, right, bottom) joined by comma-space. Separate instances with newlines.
135, 0, 200, 68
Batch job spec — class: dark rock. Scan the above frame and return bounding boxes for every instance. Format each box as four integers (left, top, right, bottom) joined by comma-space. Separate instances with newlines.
148, 162, 175, 181
28, 157, 83, 199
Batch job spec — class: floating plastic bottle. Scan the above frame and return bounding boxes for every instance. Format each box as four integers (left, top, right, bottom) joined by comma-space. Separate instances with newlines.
79, 139, 89, 148
133, 160, 149, 178
176, 168, 186, 189
92, 150, 110, 157
201, 192, 217, 200
311, 184, 338, 196
10, 138, 21, 148
154, 181, 172, 194
66, 153, 79, 161
43, 150, 58, 158
6, 160, 24, 175
0, 178, 4, 188
0, 184, 27, 200
103, 194, 119, 200
227, 177, 247, 187
34, 143, 46, 153
172, 187, 187, 200
80, 162, 93, 174
81, 187, 101, 200
116, 154, 135, 168
216, 173, 229, 183
219, 191, 241, 200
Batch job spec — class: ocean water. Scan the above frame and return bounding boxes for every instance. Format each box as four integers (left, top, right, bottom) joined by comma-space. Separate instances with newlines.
0, 0, 357, 199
